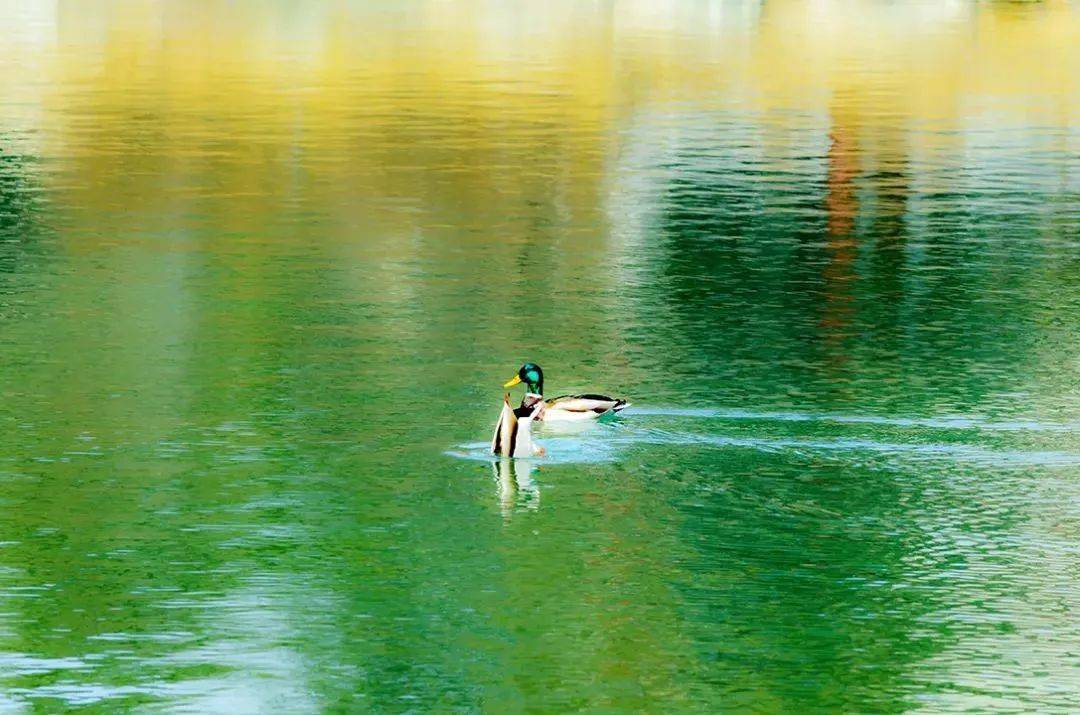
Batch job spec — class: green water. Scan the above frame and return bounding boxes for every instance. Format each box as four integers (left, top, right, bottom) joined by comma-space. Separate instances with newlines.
2, 1, 1079, 711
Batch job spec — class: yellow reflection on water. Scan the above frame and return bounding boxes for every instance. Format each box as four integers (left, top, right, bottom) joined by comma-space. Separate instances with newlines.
3, 1, 1076, 142
0, 0, 1071, 280
1, 0, 1075, 429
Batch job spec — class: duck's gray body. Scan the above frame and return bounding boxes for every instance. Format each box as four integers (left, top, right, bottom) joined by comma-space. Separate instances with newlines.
535, 393, 629, 422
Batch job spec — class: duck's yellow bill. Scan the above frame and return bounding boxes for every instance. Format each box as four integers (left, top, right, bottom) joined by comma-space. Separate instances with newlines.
503, 375, 522, 388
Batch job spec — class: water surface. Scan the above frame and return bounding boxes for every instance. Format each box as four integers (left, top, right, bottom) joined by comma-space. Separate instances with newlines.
1, 1, 1079, 711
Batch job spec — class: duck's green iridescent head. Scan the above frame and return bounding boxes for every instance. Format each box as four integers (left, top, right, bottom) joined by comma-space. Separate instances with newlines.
503, 362, 544, 395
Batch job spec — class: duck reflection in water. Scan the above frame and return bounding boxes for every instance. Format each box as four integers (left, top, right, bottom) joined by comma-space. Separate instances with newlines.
492, 458, 540, 518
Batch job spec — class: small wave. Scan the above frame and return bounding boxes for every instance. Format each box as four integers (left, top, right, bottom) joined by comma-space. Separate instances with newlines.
609, 428, 1080, 467
627, 407, 1080, 433
449, 425, 1080, 468
447, 439, 619, 465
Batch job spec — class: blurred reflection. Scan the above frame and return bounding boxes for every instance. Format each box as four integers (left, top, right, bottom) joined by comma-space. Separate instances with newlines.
821, 104, 859, 367
492, 459, 540, 518
0, 139, 38, 277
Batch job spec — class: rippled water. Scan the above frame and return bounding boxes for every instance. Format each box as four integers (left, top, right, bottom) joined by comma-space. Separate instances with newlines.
1, 1, 1079, 711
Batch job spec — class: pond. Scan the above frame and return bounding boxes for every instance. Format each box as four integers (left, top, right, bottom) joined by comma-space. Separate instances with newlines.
0, 1, 1078, 711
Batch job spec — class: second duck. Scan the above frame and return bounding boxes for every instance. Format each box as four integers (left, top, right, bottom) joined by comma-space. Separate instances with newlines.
502, 362, 629, 422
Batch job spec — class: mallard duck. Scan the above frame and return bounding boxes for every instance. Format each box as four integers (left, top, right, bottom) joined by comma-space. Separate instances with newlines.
502, 363, 629, 422
491, 393, 545, 457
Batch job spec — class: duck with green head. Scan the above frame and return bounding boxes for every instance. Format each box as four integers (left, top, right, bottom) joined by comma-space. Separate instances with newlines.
502, 362, 629, 422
